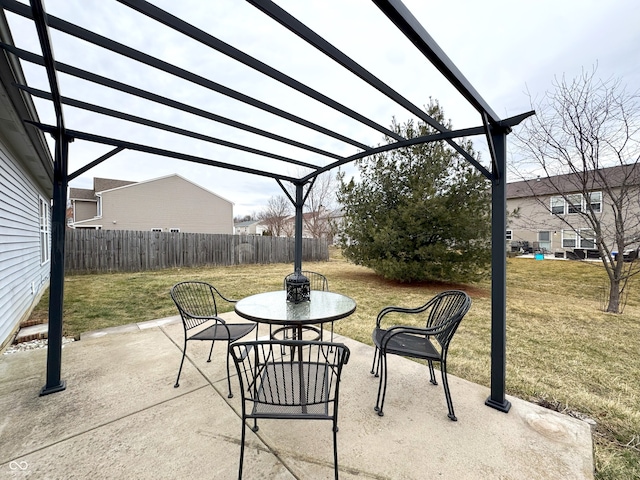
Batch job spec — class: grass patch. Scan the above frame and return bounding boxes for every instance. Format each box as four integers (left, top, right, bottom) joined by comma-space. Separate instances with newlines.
28, 249, 640, 479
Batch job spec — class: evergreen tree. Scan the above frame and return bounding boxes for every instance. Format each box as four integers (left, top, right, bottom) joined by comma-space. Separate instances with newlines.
337, 100, 491, 283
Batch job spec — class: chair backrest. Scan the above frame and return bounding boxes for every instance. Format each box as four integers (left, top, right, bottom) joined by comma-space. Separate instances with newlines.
230, 340, 350, 420
283, 271, 329, 291
170, 281, 221, 330
425, 290, 471, 349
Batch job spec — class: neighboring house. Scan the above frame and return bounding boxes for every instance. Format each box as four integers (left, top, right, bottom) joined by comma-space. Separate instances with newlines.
0, 20, 54, 349
69, 174, 234, 234
234, 219, 267, 235
506, 165, 640, 258
281, 209, 335, 240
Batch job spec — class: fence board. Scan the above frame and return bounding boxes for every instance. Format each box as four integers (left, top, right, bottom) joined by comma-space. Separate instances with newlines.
64, 230, 328, 273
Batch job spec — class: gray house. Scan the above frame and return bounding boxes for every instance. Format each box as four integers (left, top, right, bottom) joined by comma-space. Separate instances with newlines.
0, 18, 54, 350
69, 174, 234, 234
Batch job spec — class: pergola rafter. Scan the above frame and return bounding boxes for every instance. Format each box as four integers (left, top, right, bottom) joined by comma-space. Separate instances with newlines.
0, 0, 535, 414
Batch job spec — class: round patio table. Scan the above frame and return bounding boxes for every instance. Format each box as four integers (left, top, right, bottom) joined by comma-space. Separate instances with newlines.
234, 290, 356, 341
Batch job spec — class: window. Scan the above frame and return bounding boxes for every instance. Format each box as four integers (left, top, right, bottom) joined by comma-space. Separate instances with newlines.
505, 230, 512, 240
551, 191, 602, 215
550, 196, 565, 215
566, 194, 582, 214
170, 228, 180, 233
39, 197, 50, 264
588, 192, 602, 213
579, 229, 596, 249
538, 231, 550, 242
562, 230, 576, 248
151, 228, 162, 232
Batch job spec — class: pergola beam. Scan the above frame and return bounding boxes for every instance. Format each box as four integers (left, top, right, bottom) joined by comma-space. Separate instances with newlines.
0, 41, 353, 158
373, 0, 501, 125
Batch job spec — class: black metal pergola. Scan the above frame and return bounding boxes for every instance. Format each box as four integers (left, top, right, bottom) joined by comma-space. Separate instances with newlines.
1, 0, 533, 413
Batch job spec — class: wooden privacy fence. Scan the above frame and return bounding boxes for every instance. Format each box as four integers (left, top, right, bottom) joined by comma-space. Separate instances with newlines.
65, 230, 329, 273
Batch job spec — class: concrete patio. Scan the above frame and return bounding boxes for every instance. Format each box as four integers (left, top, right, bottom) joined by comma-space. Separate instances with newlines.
0, 314, 594, 479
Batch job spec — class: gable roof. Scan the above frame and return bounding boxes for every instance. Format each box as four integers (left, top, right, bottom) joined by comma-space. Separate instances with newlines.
69, 174, 234, 205
507, 164, 640, 199
94, 177, 136, 192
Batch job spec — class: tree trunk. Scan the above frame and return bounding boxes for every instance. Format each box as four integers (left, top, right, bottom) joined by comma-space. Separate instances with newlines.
607, 280, 621, 313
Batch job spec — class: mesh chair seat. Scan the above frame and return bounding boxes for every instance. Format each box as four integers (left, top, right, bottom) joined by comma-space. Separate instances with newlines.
190, 323, 255, 342
373, 328, 440, 361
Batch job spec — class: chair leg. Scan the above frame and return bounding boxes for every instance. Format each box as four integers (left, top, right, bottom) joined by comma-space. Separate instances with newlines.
207, 340, 215, 362
370, 347, 378, 375
440, 361, 457, 421
427, 360, 438, 385
174, 341, 187, 388
238, 420, 246, 480
226, 348, 234, 398
374, 352, 387, 416
333, 420, 339, 480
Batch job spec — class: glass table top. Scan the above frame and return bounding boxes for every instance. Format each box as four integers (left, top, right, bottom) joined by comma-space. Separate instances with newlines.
235, 290, 356, 325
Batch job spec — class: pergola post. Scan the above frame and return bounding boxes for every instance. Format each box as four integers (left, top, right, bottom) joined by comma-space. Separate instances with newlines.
293, 182, 304, 273
485, 130, 511, 413
40, 132, 69, 396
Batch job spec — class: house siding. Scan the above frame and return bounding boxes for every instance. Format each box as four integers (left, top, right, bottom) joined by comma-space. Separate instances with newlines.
507, 185, 632, 254
76, 175, 233, 234
73, 199, 98, 222
0, 145, 50, 348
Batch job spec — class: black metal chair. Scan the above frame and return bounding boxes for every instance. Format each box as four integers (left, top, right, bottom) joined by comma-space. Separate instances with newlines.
371, 290, 471, 421
230, 340, 350, 480
170, 281, 256, 398
274, 271, 330, 342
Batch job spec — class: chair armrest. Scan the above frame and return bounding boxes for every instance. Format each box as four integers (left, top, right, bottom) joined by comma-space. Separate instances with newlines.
183, 313, 227, 324
208, 284, 237, 304
375, 299, 436, 327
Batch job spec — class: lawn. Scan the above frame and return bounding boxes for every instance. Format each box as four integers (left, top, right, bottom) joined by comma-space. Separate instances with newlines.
27, 249, 640, 479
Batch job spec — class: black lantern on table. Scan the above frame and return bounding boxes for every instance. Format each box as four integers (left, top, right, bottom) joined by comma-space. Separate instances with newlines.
286, 270, 310, 303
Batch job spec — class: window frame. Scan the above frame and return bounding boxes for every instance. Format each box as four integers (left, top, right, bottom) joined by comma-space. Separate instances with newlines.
588, 191, 602, 213
579, 228, 596, 249
550, 196, 565, 215
566, 194, 582, 214
538, 230, 550, 242
562, 230, 577, 248
39, 196, 51, 265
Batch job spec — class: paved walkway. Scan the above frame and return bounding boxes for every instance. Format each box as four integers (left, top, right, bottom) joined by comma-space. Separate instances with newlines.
0, 315, 594, 479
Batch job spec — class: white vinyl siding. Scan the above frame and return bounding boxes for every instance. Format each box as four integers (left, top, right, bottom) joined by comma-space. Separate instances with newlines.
0, 147, 51, 347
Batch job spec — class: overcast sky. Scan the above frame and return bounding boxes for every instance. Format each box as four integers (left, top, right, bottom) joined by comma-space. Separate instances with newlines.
5, 0, 640, 216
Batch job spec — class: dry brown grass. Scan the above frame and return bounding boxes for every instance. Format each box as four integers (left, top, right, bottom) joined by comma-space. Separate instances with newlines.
28, 248, 640, 479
